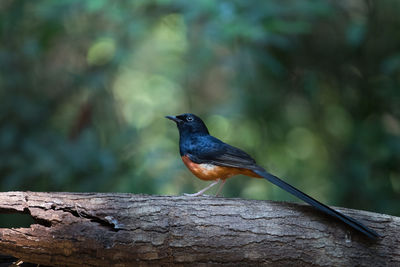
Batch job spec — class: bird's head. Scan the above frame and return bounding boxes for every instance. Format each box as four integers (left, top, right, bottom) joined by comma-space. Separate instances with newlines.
165, 113, 209, 136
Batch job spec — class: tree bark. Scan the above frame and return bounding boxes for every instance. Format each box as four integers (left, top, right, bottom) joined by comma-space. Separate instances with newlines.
0, 192, 398, 266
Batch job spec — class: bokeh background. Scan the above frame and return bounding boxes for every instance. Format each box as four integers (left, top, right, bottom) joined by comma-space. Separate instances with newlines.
1, 0, 399, 217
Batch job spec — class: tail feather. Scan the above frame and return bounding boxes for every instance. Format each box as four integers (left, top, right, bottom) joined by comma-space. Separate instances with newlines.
253, 169, 379, 239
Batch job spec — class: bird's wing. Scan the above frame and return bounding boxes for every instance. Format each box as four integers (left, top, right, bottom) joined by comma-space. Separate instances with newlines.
188, 135, 263, 171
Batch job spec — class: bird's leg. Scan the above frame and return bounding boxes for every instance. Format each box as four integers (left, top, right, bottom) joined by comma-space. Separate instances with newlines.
184, 179, 220, 197
215, 179, 226, 197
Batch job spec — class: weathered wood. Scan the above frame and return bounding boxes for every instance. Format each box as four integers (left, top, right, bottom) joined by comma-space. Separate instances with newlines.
0, 192, 398, 266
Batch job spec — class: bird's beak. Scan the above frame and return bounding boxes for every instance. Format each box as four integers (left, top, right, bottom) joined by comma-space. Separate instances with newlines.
165, 115, 182, 123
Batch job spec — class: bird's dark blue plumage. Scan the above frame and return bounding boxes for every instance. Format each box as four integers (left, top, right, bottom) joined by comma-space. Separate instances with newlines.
166, 113, 379, 239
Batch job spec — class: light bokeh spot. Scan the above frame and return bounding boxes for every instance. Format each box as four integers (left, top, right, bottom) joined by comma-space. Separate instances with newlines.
87, 38, 116, 66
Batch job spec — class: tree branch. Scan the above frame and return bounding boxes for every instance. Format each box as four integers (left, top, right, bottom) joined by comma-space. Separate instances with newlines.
0, 192, 398, 266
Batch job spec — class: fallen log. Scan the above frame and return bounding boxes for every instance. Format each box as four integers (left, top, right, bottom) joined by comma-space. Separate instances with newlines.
0, 192, 398, 266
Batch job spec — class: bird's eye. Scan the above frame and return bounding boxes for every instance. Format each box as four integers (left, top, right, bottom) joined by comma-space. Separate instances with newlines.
187, 116, 194, 122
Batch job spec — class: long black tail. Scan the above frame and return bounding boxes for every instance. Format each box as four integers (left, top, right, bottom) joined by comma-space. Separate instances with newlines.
252, 169, 379, 239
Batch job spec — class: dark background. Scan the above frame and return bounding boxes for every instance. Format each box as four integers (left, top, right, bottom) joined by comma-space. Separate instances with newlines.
1, 0, 399, 220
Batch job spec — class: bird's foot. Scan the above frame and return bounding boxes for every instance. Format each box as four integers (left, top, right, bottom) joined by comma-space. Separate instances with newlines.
183, 179, 221, 197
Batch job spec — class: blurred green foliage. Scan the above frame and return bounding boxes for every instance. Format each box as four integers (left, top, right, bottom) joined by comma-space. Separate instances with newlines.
0, 0, 399, 216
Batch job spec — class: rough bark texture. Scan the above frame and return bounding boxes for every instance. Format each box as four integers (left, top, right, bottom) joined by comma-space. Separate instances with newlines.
0, 192, 398, 266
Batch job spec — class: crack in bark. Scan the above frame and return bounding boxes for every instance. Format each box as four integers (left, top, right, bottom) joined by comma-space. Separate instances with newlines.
49, 206, 124, 232
0, 200, 123, 232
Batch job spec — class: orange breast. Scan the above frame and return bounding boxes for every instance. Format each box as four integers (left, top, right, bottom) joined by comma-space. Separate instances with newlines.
181, 155, 261, 181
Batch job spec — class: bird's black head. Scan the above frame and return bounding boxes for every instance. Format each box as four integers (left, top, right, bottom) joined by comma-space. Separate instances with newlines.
165, 113, 209, 136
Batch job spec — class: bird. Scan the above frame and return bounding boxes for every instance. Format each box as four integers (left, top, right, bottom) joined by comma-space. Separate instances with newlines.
166, 113, 379, 239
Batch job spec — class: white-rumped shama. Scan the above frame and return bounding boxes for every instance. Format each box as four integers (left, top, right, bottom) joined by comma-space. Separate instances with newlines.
166, 113, 379, 239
